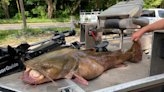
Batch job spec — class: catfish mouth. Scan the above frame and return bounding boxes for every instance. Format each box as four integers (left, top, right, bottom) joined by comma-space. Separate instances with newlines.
22, 66, 62, 88
22, 67, 45, 84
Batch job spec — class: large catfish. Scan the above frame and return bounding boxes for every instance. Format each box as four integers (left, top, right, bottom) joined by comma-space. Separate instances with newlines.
22, 41, 142, 86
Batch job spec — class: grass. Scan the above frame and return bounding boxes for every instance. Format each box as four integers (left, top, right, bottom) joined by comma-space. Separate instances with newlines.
0, 27, 80, 45
0, 18, 72, 24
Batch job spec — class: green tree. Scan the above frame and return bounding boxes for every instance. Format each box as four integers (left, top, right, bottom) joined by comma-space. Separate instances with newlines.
1, 0, 163, 20
70, 0, 81, 15
53, 0, 57, 18
1, 0, 10, 19
143, 0, 163, 8
24, 0, 47, 18
0, 4, 5, 18
160, 0, 164, 8
45, 0, 53, 19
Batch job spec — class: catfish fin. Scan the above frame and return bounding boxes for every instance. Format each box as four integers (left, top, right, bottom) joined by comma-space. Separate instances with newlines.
102, 71, 108, 74
73, 73, 89, 85
128, 40, 142, 63
64, 71, 74, 79
114, 63, 127, 68
83, 48, 96, 52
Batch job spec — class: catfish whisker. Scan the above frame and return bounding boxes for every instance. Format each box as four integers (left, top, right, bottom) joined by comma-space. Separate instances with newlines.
17, 79, 22, 81
20, 73, 25, 80
22, 84, 30, 89
45, 75, 62, 87
41, 68, 62, 87
32, 84, 37, 89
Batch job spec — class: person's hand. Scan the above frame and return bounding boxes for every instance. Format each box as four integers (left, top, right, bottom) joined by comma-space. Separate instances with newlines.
131, 30, 144, 42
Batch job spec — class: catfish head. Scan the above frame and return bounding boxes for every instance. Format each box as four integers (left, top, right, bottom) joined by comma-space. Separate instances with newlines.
21, 49, 79, 85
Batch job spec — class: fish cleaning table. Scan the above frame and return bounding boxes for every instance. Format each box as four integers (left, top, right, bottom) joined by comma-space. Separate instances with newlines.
0, 45, 151, 92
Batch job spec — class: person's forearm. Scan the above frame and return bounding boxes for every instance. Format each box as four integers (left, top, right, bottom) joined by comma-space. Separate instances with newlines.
142, 19, 164, 33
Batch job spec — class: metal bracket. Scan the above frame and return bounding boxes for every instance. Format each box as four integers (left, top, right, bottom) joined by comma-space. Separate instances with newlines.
119, 29, 124, 49
70, 41, 82, 49
92, 41, 109, 52
58, 85, 75, 92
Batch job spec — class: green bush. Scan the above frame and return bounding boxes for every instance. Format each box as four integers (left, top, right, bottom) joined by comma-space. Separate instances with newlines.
25, 11, 30, 17
13, 13, 21, 19
57, 9, 71, 18
13, 11, 30, 19
31, 6, 47, 19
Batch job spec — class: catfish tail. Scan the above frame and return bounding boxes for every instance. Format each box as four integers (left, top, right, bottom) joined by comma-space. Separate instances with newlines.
128, 41, 142, 63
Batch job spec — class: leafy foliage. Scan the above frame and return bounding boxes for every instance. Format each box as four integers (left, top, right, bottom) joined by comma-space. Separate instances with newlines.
13, 11, 30, 19
0, 0, 10, 5
0, 0, 164, 19
0, 4, 5, 18
31, 6, 47, 18
143, 0, 163, 8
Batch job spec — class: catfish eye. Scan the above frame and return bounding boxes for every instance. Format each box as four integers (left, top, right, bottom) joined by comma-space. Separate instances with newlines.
34, 63, 41, 66
42, 63, 51, 69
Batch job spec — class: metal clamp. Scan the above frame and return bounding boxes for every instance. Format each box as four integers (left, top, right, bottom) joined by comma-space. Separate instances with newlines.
70, 41, 82, 49
58, 85, 75, 92
92, 41, 109, 52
